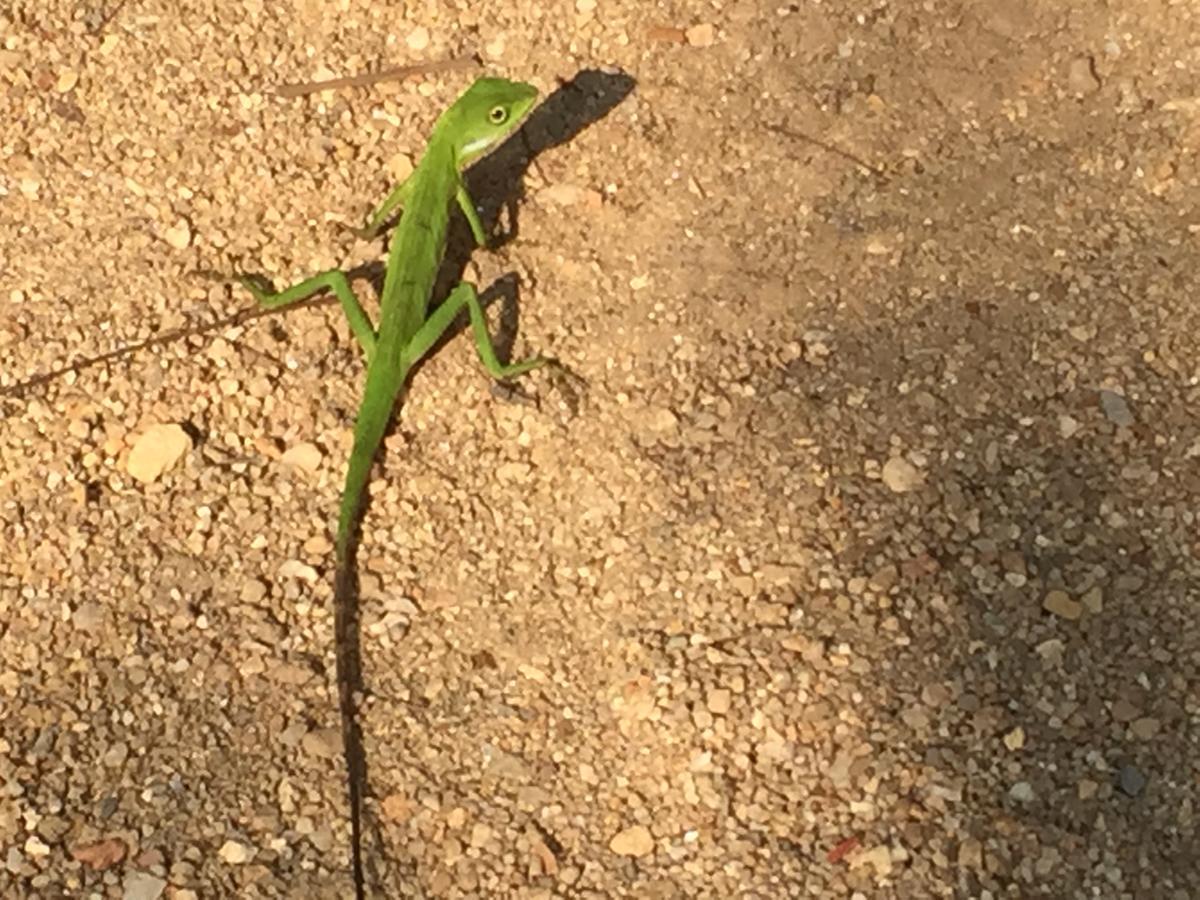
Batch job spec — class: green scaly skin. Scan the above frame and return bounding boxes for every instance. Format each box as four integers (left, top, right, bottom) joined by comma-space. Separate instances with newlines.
239, 77, 544, 899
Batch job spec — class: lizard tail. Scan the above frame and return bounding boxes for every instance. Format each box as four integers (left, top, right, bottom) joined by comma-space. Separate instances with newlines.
333, 360, 405, 900
334, 558, 368, 900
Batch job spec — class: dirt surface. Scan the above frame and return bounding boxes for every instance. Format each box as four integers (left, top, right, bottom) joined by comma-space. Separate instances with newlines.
3, 1, 1200, 898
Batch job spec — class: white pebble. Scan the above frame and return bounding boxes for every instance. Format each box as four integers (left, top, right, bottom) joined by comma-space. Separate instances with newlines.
127, 424, 192, 484
406, 26, 430, 51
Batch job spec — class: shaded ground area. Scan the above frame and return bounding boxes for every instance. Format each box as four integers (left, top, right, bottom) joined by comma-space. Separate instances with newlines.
2, 1, 1199, 898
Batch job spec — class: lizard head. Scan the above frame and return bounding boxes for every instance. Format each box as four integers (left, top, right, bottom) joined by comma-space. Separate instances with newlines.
442, 76, 539, 168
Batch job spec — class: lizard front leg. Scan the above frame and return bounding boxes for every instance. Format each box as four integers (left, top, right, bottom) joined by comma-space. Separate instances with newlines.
400, 280, 545, 379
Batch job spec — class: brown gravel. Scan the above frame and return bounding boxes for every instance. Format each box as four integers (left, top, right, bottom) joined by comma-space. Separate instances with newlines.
3, 2, 1200, 898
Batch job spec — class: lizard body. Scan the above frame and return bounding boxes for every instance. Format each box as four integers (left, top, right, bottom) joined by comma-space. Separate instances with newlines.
240, 77, 544, 898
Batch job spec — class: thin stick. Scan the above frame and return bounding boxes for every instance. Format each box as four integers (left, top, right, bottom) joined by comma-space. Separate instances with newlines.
274, 56, 480, 99
764, 122, 887, 181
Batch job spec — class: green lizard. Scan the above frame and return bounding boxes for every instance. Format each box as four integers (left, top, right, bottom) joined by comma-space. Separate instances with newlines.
238, 76, 545, 898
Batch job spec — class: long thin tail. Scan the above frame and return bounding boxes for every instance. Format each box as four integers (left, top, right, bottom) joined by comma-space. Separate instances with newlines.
333, 360, 405, 900
334, 551, 368, 900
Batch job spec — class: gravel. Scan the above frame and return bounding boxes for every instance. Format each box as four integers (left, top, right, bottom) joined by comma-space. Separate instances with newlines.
3, 1, 1200, 898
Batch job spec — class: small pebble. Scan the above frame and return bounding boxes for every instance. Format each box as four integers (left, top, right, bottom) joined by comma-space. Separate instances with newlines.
849, 844, 893, 878
1043, 590, 1082, 620
280, 441, 322, 474
278, 560, 319, 583
381, 794, 414, 823
217, 840, 254, 864
386, 152, 414, 182
1067, 55, 1102, 95
686, 23, 716, 47
882, 456, 924, 493
646, 25, 687, 44
1130, 717, 1160, 740
609, 825, 654, 857
641, 406, 678, 438
957, 838, 984, 870
127, 424, 192, 483
55, 69, 79, 92
1003, 726, 1026, 751
406, 26, 430, 51
72, 602, 105, 631
300, 728, 340, 759
706, 688, 732, 715
164, 219, 191, 250
1032, 638, 1070, 667
1098, 389, 1134, 426
122, 872, 167, 900
483, 35, 506, 59
1117, 765, 1147, 797
1008, 781, 1035, 803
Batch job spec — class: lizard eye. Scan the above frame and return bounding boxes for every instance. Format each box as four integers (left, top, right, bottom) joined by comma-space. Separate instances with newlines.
488, 105, 508, 125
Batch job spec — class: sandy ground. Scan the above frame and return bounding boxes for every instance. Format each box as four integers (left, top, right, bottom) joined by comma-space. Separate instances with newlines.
3, 1, 1200, 898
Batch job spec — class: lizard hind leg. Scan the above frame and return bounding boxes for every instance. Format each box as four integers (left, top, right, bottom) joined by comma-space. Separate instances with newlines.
238, 270, 377, 363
